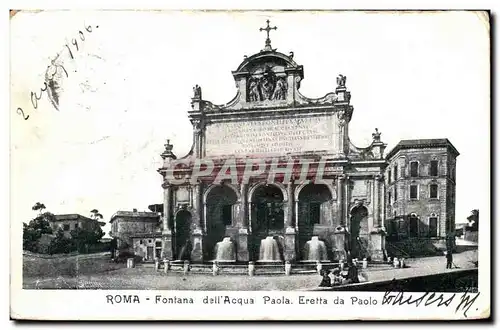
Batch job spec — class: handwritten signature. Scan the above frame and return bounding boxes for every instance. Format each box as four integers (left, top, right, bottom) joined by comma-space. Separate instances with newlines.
15, 22, 99, 121
382, 288, 481, 318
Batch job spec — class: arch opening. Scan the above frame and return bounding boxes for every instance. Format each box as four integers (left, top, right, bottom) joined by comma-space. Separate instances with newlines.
297, 184, 333, 260
349, 205, 369, 259
250, 184, 285, 261
205, 185, 238, 261
174, 210, 192, 261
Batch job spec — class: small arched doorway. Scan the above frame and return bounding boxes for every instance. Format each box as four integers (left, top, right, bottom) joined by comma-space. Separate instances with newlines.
175, 210, 192, 260
297, 183, 332, 260
250, 184, 284, 261
349, 205, 368, 258
205, 185, 239, 260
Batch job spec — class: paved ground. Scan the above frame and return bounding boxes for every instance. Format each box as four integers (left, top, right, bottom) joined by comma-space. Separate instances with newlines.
23, 249, 478, 290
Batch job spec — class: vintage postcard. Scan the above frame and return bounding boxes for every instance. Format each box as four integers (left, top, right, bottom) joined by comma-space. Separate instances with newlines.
9, 10, 490, 321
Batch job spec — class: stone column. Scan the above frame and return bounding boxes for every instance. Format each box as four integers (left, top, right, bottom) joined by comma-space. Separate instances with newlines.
337, 111, 348, 157
343, 175, 350, 229
237, 184, 249, 261
162, 182, 173, 259
373, 175, 380, 230
380, 176, 385, 227
284, 182, 296, 262
191, 183, 203, 262
337, 176, 344, 225
191, 183, 203, 229
370, 174, 386, 261
294, 200, 299, 231
193, 125, 201, 158
248, 202, 253, 233
334, 176, 348, 261
240, 184, 248, 227
285, 183, 293, 228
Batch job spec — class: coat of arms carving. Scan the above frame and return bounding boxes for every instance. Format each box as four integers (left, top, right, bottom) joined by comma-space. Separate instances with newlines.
247, 66, 287, 102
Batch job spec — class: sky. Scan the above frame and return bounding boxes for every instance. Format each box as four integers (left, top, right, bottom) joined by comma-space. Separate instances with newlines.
10, 10, 490, 237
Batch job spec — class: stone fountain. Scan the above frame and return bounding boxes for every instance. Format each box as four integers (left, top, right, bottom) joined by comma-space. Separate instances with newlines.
303, 236, 328, 261
213, 237, 236, 262
258, 236, 282, 262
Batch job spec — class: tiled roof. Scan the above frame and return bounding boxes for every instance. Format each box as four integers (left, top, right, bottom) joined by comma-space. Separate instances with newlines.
53, 214, 93, 222
386, 138, 459, 159
109, 211, 161, 223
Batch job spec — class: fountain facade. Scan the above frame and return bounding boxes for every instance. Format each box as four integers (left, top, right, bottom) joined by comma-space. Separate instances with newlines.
303, 236, 329, 261
258, 236, 282, 262
214, 237, 236, 261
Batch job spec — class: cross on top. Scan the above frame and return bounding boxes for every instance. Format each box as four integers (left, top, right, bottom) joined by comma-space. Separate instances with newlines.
259, 19, 277, 51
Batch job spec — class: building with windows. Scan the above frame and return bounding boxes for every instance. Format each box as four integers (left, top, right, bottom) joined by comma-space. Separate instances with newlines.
49, 214, 105, 238
384, 139, 459, 253
109, 209, 162, 261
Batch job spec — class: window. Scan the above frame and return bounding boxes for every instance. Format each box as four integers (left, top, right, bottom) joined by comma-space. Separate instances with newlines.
63, 224, 70, 231
410, 185, 418, 199
410, 161, 419, 177
429, 217, 438, 237
148, 239, 153, 244
430, 160, 438, 176
394, 186, 398, 201
388, 170, 392, 184
155, 241, 162, 248
409, 214, 418, 237
310, 202, 321, 225
139, 239, 143, 244
429, 184, 438, 199
394, 165, 398, 181
74, 223, 79, 229
222, 205, 233, 226
388, 192, 392, 205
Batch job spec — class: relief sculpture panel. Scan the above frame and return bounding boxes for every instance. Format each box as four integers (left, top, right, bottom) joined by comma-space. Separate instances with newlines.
247, 65, 287, 102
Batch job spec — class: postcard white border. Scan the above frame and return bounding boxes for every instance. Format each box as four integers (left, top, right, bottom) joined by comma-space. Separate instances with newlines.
5, 0, 494, 322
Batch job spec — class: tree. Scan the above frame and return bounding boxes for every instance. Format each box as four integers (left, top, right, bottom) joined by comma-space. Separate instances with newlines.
48, 228, 74, 254
23, 212, 54, 252
90, 209, 99, 219
467, 209, 479, 231
31, 202, 46, 215
70, 225, 105, 253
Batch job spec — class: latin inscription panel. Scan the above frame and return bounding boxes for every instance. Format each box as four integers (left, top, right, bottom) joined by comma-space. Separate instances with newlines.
205, 115, 340, 156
